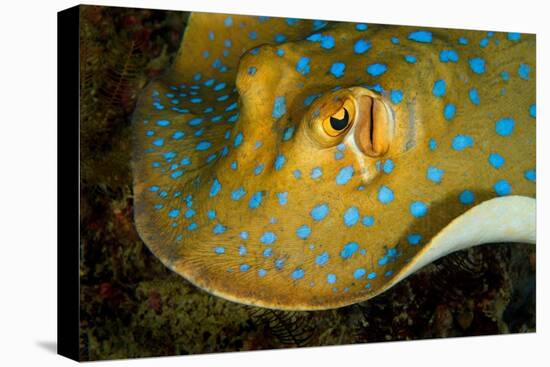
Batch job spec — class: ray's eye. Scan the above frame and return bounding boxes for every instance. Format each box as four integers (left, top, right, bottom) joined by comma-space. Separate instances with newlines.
322, 99, 355, 137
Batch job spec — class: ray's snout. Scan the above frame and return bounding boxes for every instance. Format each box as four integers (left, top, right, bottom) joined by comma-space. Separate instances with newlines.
353, 93, 393, 157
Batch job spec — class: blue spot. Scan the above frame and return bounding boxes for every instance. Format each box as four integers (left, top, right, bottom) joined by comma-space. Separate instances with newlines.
427, 139, 437, 152
156, 119, 170, 127
340, 242, 359, 259
459, 190, 475, 205
407, 234, 422, 245
213, 224, 227, 234
378, 186, 394, 204
355, 23, 368, 31
260, 231, 277, 245
276, 48, 285, 57
353, 268, 366, 279
408, 31, 432, 43
240, 264, 250, 272
524, 169, 536, 182
518, 63, 530, 80
152, 138, 164, 147
168, 209, 180, 218
354, 39, 371, 54
330, 62, 346, 78
316, 252, 329, 266
231, 187, 246, 201
249, 191, 264, 209
230, 161, 238, 170
367, 63, 388, 77
296, 225, 311, 240
495, 117, 515, 136
213, 82, 226, 91
440, 49, 459, 62
293, 169, 302, 179
234, 245, 246, 257
170, 169, 184, 179
283, 126, 295, 141
458, 37, 468, 45
452, 135, 474, 151
404, 55, 417, 63
272, 96, 286, 118
508, 32, 521, 41
248, 66, 257, 75
190, 97, 203, 104
410, 201, 428, 217
247, 30, 258, 40
427, 166, 445, 183
367, 272, 377, 280
336, 165, 354, 185
214, 246, 225, 255
390, 90, 403, 105
296, 57, 311, 76
149, 185, 160, 192
469, 58, 486, 74
146, 130, 155, 137
207, 210, 216, 220
479, 38, 489, 47
274, 33, 287, 43
263, 248, 273, 257
285, 18, 299, 26
489, 153, 505, 169
444, 104, 456, 120
292, 268, 305, 280
382, 160, 395, 174
234, 132, 244, 147
344, 207, 360, 227
311, 203, 329, 221
500, 71, 510, 81
209, 178, 221, 197
196, 141, 212, 151
391, 37, 400, 44
529, 104, 536, 118
362, 216, 374, 227
327, 274, 337, 284
254, 164, 264, 176
275, 258, 285, 269
274, 154, 286, 171
240, 231, 249, 240
172, 131, 185, 139
494, 180, 512, 196
432, 79, 446, 97
224, 16, 233, 27
225, 102, 238, 112
313, 19, 327, 30
320, 34, 335, 49
258, 269, 267, 277
469, 88, 480, 105
311, 167, 323, 179
277, 192, 288, 205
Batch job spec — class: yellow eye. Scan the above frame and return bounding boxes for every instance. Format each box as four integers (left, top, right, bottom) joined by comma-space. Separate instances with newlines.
322, 99, 355, 137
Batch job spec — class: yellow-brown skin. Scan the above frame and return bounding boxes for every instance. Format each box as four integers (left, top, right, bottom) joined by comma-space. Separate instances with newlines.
132, 13, 535, 310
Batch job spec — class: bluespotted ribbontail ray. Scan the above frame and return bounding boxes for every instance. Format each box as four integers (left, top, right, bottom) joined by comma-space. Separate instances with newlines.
131, 12, 536, 310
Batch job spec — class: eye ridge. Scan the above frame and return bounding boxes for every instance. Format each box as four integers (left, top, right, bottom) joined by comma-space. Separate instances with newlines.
329, 108, 349, 131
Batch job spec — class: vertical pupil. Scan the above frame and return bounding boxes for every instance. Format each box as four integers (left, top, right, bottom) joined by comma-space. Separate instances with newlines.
330, 108, 349, 130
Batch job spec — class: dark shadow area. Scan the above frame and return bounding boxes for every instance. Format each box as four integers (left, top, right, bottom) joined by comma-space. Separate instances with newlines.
36, 341, 57, 354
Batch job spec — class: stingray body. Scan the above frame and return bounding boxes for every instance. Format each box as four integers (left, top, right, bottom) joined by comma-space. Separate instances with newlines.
132, 13, 536, 310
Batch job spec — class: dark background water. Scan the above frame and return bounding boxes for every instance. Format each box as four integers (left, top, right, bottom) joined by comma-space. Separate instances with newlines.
78, 5, 535, 361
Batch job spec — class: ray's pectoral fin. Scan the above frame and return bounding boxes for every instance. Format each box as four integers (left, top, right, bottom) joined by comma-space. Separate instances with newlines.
383, 196, 536, 293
